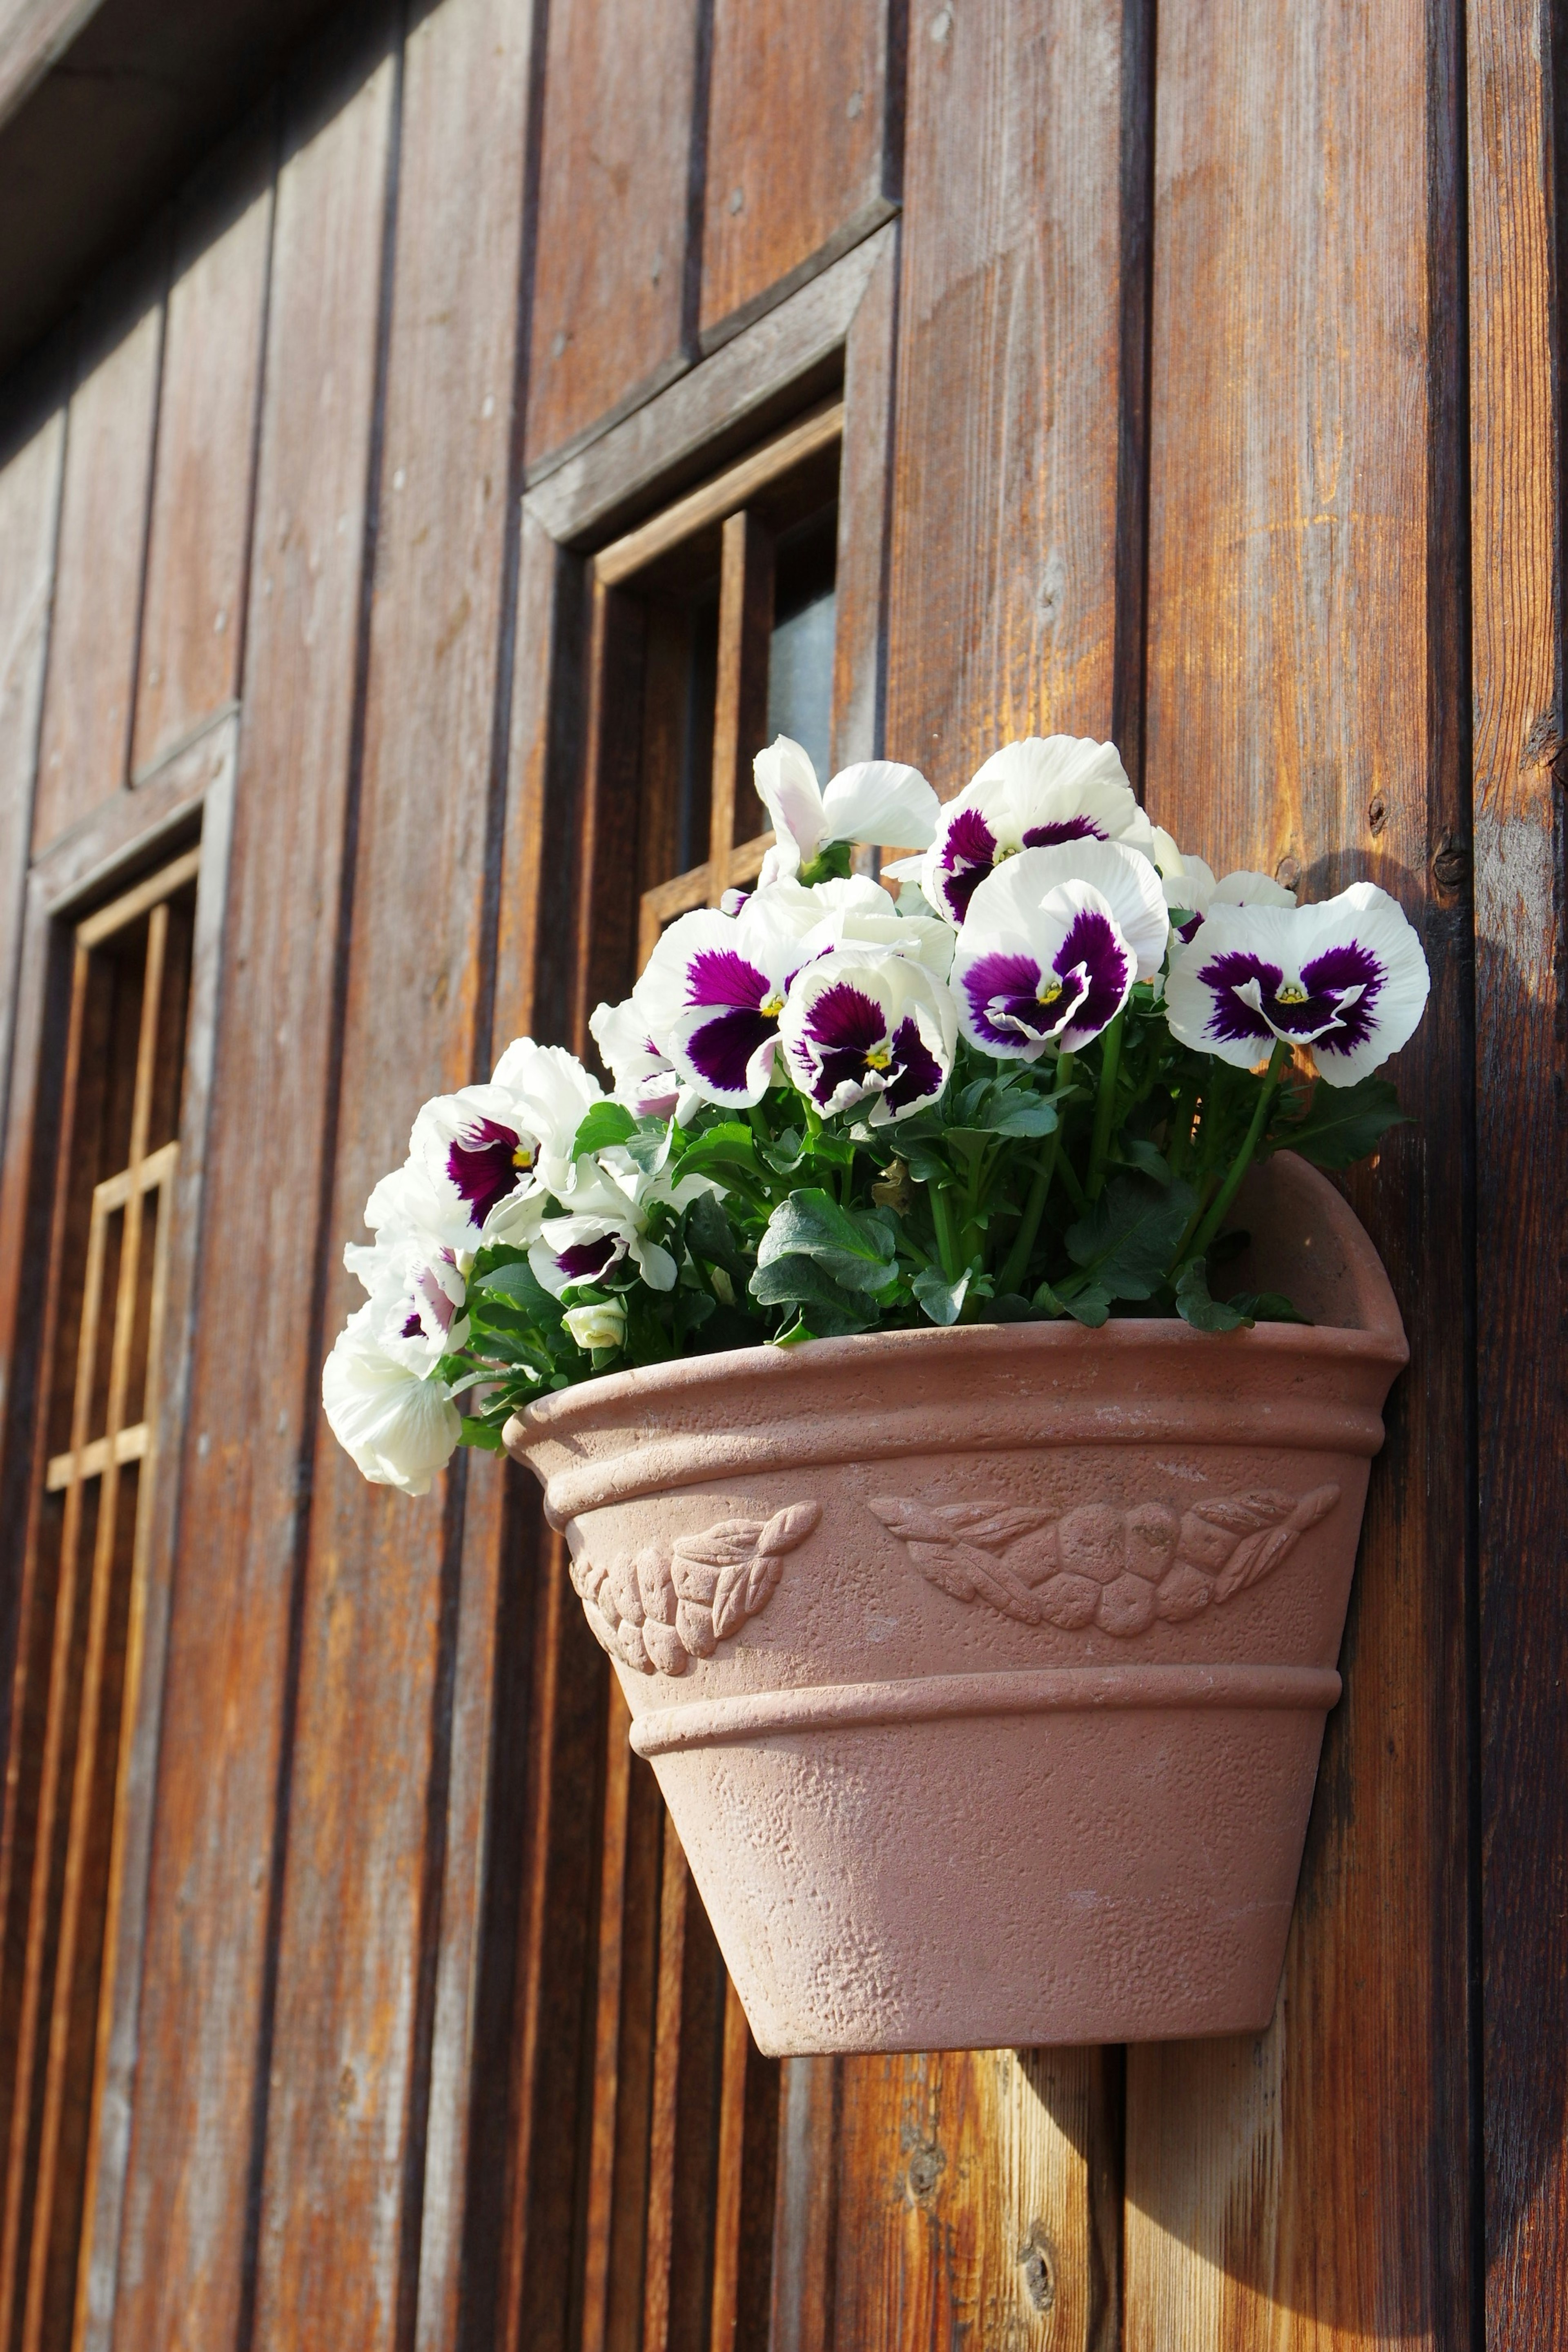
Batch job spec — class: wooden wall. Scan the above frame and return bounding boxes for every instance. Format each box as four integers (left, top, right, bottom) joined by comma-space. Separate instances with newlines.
0, 0, 1561, 2346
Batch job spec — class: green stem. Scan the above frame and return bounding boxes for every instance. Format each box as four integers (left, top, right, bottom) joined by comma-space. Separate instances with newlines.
928, 1183, 962, 1282
1166, 1077, 1199, 1180
993, 1053, 1076, 1295
1175, 1039, 1291, 1272
1085, 1011, 1125, 1200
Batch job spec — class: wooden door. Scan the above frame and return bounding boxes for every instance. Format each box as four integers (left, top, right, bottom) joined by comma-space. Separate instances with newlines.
0, 0, 1562, 2345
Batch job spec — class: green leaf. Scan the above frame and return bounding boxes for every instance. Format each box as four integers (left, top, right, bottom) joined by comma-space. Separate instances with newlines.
749, 1252, 880, 1333
1034, 1275, 1110, 1327
1270, 1074, 1408, 1171
673, 1287, 717, 1345
1174, 1258, 1254, 1333
682, 1189, 748, 1281
900, 1139, 951, 1185
621, 1123, 674, 1174
1229, 1289, 1311, 1325
912, 1262, 970, 1326
679, 1121, 763, 1178
458, 1415, 508, 1452
1065, 1174, 1196, 1302
1115, 1138, 1171, 1185
755, 1189, 898, 1294
470, 1258, 561, 1323
572, 1100, 637, 1155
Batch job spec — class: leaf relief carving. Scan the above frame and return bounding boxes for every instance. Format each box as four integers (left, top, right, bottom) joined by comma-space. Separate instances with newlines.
868, 1486, 1340, 1637
570, 1500, 821, 1677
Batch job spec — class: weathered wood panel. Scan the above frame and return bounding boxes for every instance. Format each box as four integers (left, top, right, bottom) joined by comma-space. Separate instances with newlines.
833, 2050, 1121, 2350
0, 399, 64, 1147
130, 127, 274, 780
856, 4, 1141, 2333
109, 29, 400, 2352
698, 0, 895, 352
250, 0, 536, 2336
1125, 1, 1472, 2341
524, 0, 699, 474
1469, 1, 1568, 2341
885, 0, 1135, 787
30, 250, 165, 853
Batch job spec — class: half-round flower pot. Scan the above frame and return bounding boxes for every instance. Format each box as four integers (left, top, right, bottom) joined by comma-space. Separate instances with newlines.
506, 1153, 1407, 2054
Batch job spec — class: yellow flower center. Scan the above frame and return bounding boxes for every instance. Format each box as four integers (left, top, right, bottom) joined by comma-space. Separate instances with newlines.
761, 992, 785, 1018
1037, 978, 1062, 1005
512, 1142, 536, 1169
1276, 982, 1307, 1004
865, 1045, 892, 1071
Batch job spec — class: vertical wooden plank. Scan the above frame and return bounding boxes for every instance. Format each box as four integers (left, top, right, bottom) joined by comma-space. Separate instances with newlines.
30, 251, 165, 854
524, 0, 700, 473
0, 399, 64, 1172
130, 128, 275, 781
1470, 0, 1568, 2340
830, 226, 897, 772
1125, 0, 1472, 2343
698, 0, 897, 352
109, 29, 399, 2352
849, 4, 1140, 2336
250, 0, 536, 2338
832, 2050, 1121, 2351
886, 0, 1132, 784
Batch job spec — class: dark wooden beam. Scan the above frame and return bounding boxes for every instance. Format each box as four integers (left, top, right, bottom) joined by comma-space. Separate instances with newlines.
0, 0, 345, 377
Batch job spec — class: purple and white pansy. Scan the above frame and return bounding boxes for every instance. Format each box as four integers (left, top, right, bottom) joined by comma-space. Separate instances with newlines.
634, 888, 820, 1107
344, 1232, 469, 1375
952, 842, 1167, 1060
1163, 882, 1430, 1084
590, 995, 685, 1120
780, 942, 956, 1122
908, 735, 1154, 927
754, 734, 940, 885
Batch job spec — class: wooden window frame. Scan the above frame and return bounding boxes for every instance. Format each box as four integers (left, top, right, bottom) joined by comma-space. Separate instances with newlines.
0, 711, 236, 2352
448, 227, 898, 2352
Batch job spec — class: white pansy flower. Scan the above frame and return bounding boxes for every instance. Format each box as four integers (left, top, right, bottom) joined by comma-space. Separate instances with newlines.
909, 736, 1154, 927
321, 1305, 461, 1495
754, 735, 940, 883
780, 942, 956, 1122
1164, 884, 1430, 1084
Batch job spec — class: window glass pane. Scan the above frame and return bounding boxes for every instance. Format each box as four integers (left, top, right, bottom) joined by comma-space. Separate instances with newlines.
767, 506, 837, 787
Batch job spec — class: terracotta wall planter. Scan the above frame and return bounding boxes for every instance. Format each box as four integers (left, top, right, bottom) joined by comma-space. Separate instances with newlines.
507, 1154, 1407, 2054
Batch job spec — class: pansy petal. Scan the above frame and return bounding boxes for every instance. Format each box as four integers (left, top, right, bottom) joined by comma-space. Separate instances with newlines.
753, 735, 826, 874
819, 759, 940, 852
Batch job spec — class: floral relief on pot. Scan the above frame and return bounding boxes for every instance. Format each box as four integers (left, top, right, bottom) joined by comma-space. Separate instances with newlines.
869, 1482, 1342, 1637
570, 1500, 820, 1675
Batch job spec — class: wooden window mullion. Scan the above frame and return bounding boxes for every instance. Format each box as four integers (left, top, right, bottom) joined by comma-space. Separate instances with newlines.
707, 510, 774, 909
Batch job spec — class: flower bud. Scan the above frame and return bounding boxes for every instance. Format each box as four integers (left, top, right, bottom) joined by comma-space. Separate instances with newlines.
564, 1300, 628, 1351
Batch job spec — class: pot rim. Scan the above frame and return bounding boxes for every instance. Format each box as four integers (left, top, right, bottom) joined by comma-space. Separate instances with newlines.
512, 1304, 1409, 1452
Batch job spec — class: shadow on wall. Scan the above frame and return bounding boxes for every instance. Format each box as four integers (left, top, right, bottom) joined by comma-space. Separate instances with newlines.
1022, 837, 1501, 2335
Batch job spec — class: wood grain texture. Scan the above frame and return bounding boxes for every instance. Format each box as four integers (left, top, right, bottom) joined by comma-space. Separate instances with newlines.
830, 225, 896, 770
1468, 0, 1568, 2340
524, 0, 700, 473
249, 0, 535, 2336
885, 0, 1131, 790
30, 256, 165, 854
1126, 0, 1472, 2341
130, 129, 274, 781
108, 33, 399, 2352
862, 8, 1138, 2334
832, 2049, 1121, 2350
0, 400, 64, 1155
526, 225, 892, 526
698, 0, 895, 352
